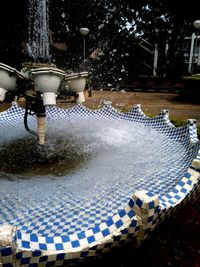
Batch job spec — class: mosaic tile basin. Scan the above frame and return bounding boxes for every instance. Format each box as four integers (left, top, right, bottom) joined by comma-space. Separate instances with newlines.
0, 102, 200, 266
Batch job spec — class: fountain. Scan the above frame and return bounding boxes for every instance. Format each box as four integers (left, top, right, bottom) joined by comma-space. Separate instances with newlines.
0, 103, 200, 266
0, 1, 200, 267
0, 0, 89, 146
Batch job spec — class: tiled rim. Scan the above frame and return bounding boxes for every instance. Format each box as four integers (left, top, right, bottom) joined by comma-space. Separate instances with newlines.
0, 102, 199, 266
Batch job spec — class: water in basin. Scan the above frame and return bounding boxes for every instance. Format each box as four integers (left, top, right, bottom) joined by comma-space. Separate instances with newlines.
0, 115, 197, 236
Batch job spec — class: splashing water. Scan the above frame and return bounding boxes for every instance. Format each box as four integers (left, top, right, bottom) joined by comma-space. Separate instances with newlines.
0, 116, 198, 235
27, 0, 50, 61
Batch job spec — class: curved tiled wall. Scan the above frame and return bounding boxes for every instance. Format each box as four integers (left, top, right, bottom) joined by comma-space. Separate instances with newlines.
0, 102, 199, 266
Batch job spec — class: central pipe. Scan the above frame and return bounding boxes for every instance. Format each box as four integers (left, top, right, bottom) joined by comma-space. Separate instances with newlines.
37, 114, 46, 145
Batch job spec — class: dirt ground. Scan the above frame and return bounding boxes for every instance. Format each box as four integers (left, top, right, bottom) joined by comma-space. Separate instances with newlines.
59, 90, 200, 122
0, 90, 200, 267
86, 90, 200, 122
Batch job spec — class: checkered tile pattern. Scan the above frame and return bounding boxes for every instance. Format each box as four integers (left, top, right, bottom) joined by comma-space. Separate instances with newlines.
0, 102, 199, 266
187, 119, 199, 143
0, 102, 24, 127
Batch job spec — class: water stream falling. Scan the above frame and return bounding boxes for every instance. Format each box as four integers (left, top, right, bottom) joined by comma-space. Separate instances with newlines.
27, 0, 50, 61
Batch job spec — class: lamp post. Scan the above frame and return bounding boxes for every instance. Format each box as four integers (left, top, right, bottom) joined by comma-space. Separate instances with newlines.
192, 20, 200, 73
79, 27, 89, 64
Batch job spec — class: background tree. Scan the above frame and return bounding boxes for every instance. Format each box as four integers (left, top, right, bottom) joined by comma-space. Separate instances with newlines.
0, 0, 200, 85
48, 0, 200, 84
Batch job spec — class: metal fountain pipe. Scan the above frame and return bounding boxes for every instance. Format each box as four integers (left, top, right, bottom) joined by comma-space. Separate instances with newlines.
24, 98, 46, 145
37, 116, 46, 145
37, 108, 46, 145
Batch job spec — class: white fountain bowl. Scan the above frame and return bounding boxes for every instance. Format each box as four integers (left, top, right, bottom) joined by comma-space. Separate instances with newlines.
30, 67, 65, 106
65, 72, 88, 103
0, 63, 25, 101
65, 72, 88, 93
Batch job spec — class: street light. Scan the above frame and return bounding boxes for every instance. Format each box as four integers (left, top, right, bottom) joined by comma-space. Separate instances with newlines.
79, 27, 89, 64
193, 20, 200, 30
192, 20, 200, 73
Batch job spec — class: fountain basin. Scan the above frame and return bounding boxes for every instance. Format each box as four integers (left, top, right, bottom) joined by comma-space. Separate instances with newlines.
0, 103, 199, 266
30, 67, 66, 106
0, 63, 25, 101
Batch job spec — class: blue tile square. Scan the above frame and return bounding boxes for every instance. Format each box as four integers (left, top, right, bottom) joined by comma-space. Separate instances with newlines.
87, 236, 95, 244
136, 198, 143, 208
181, 188, 187, 194
185, 172, 191, 178
128, 199, 135, 208
21, 257, 30, 265
77, 232, 86, 240
17, 231, 22, 239
1, 247, 12, 256
115, 219, 123, 228
106, 219, 114, 227
15, 252, 23, 259
121, 229, 128, 234
39, 256, 48, 262
22, 241, 30, 249
46, 237, 54, 243
30, 234, 38, 242
127, 210, 135, 218
80, 251, 89, 257
55, 243, 64, 250
148, 201, 155, 210
56, 253, 65, 260
32, 250, 41, 257
71, 240, 80, 248
130, 220, 137, 228
147, 192, 154, 197
119, 209, 126, 218
102, 228, 110, 237
39, 243, 47, 250
92, 226, 100, 234
61, 236, 70, 243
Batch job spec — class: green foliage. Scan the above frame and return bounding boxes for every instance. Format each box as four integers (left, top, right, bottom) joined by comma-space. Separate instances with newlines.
169, 117, 187, 127
183, 76, 200, 81
47, 0, 200, 82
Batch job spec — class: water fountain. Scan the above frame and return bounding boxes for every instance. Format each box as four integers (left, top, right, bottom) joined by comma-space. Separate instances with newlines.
0, 0, 88, 145
0, 1, 200, 267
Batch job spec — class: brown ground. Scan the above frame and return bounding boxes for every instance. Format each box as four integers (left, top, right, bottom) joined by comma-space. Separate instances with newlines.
0, 90, 200, 267
63, 90, 200, 122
